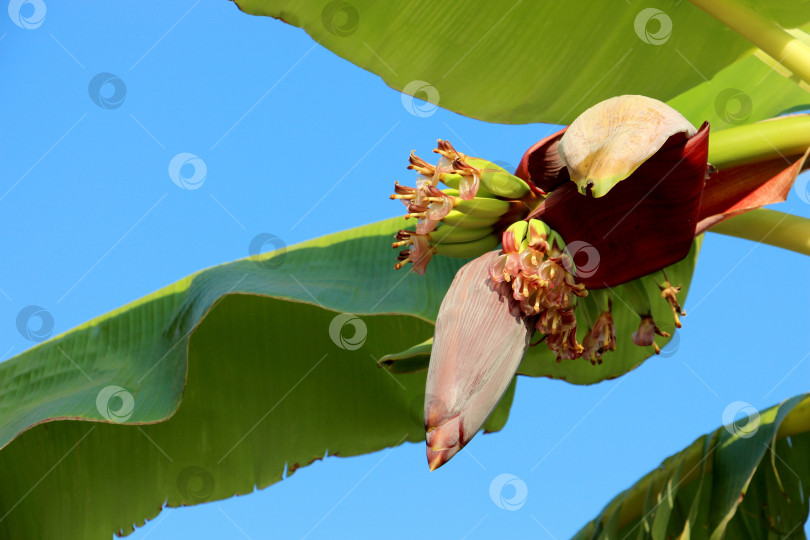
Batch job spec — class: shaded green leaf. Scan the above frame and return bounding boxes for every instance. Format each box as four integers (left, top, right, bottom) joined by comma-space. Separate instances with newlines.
0, 218, 465, 538
573, 395, 810, 539
668, 23, 810, 128
378, 337, 432, 373
0, 216, 697, 537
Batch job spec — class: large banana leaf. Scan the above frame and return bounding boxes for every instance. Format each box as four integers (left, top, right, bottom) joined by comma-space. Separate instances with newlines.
0, 218, 464, 538
669, 23, 810, 128
0, 217, 688, 538
574, 394, 810, 539
233, 0, 810, 126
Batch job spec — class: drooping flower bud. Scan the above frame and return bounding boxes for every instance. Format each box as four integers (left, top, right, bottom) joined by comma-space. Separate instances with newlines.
425, 251, 533, 470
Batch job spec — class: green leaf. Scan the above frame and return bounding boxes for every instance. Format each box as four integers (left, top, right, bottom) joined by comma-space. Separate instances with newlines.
573, 395, 810, 539
234, 0, 810, 124
378, 337, 432, 373
668, 22, 810, 128
0, 218, 465, 538
0, 216, 697, 537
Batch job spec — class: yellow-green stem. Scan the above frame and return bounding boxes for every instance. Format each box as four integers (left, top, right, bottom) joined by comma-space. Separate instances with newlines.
689, 0, 810, 88
709, 115, 810, 169
708, 209, 810, 256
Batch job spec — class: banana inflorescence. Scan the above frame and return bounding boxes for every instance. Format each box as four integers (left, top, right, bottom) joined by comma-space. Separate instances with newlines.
390, 140, 538, 274
390, 139, 690, 367
486, 218, 687, 364
489, 218, 588, 361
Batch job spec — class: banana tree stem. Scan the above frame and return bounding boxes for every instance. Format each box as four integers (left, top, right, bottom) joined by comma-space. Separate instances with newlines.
708, 209, 810, 256
688, 0, 810, 88
709, 115, 810, 169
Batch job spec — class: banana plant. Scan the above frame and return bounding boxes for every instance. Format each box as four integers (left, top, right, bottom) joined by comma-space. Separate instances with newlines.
2, 0, 810, 538
386, 95, 809, 469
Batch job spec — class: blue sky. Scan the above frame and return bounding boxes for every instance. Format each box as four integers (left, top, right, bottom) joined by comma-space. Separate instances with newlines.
2, 1, 809, 538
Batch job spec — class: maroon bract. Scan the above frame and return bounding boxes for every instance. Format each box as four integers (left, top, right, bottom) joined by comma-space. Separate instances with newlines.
522, 123, 710, 288
696, 147, 810, 233
514, 128, 569, 194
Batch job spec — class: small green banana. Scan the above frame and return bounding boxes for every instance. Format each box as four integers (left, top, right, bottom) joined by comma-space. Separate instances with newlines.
453, 197, 513, 218
590, 288, 612, 313
505, 220, 528, 240
617, 278, 652, 316
439, 182, 497, 199
434, 235, 500, 258
430, 225, 493, 244
441, 210, 501, 229
465, 158, 531, 199
576, 293, 601, 329
500, 219, 529, 252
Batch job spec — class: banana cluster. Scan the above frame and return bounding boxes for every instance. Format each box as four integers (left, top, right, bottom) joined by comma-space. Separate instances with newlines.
390, 140, 537, 274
